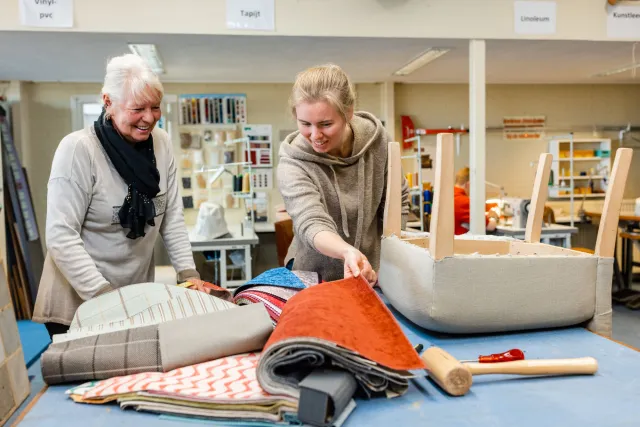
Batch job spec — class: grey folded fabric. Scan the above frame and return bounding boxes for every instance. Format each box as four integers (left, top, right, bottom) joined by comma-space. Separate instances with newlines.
160, 303, 274, 371
42, 324, 161, 385
42, 304, 274, 385
257, 338, 414, 399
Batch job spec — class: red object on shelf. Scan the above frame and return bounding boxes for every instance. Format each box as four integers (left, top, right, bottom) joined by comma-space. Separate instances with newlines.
401, 115, 469, 149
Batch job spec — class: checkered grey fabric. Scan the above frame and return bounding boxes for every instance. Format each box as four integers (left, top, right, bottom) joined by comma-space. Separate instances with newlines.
42, 324, 161, 385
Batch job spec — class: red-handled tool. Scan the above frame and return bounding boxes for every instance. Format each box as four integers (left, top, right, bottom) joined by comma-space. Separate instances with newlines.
459, 349, 525, 364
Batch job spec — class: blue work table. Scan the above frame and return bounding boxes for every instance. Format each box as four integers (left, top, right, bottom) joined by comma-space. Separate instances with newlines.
15, 310, 640, 427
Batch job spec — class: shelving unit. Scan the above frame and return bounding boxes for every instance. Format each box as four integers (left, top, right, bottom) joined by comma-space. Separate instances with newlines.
191, 137, 255, 230
548, 137, 611, 200
179, 94, 247, 125
402, 135, 435, 232
188, 137, 256, 289
242, 124, 273, 167
174, 94, 278, 287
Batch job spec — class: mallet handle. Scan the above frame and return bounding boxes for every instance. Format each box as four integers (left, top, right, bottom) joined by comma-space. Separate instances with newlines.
465, 357, 598, 376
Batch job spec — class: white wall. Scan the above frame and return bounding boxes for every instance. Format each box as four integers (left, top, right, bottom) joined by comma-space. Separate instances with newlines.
0, 0, 634, 42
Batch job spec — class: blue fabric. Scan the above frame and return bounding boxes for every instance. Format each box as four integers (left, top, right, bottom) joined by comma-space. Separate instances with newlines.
233, 267, 306, 296
17, 320, 51, 368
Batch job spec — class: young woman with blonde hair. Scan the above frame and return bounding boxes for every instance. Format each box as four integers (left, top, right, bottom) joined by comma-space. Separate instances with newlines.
278, 64, 410, 285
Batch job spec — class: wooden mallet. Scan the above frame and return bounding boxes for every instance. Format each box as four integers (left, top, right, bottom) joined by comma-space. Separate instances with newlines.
421, 346, 598, 396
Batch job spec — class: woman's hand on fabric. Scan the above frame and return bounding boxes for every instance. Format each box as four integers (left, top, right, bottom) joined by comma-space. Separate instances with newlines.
184, 277, 208, 293
342, 248, 377, 286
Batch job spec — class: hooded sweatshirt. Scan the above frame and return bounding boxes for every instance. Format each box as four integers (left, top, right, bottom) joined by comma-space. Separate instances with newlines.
277, 111, 410, 282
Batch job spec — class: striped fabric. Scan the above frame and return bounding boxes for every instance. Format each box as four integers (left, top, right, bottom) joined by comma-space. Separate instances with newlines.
232, 269, 320, 324
239, 285, 299, 302
55, 285, 235, 343
235, 292, 287, 324
69, 283, 212, 329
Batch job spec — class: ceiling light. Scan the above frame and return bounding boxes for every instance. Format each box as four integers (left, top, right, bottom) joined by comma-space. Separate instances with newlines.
393, 48, 451, 76
128, 43, 165, 74
592, 63, 640, 77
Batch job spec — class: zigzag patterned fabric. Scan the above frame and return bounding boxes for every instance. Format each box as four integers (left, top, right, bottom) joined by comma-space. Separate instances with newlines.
67, 353, 299, 423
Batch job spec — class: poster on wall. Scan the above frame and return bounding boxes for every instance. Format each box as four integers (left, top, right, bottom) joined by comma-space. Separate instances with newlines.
19, 0, 74, 28
502, 116, 546, 140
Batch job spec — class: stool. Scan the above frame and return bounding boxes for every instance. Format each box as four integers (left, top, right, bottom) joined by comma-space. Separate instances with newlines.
275, 218, 294, 267
619, 231, 640, 290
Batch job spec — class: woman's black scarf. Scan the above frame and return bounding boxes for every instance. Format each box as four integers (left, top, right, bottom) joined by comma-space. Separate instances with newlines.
94, 109, 161, 239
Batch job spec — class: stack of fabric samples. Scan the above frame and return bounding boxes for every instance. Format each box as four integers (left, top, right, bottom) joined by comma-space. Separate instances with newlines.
66, 351, 352, 426
257, 275, 427, 398
65, 352, 300, 424
233, 268, 320, 324
41, 283, 274, 385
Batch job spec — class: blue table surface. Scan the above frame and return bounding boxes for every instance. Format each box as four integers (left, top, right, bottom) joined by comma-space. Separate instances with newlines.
17, 320, 51, 368
16, 309, 640, 427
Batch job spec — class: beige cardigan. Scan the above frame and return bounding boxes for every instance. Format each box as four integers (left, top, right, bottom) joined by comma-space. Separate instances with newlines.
33, 125, 198, 325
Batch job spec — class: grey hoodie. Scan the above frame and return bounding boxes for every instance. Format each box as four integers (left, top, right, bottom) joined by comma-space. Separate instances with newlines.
277, 111, 410, 282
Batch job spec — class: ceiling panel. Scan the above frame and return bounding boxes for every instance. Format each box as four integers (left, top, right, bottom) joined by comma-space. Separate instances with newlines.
0, 31, 638, 84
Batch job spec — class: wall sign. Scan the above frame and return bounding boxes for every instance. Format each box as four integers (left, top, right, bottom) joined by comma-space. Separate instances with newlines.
514, 1, 556, 35
503, 116, 546, 140
607, 4, 640, 39
19, 0, 73, 28
226, 0, 275, 31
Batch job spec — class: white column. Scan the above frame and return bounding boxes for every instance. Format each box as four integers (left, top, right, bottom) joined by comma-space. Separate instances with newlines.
469, 40, 486, 235
381, 81, 396, 141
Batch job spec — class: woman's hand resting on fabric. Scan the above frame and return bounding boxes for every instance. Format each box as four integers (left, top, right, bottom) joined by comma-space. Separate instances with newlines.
184, 277, 208, 293
342, 248, 377, 286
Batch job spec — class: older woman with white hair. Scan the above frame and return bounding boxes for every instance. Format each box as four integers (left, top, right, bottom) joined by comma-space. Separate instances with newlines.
33, 53, 200, 338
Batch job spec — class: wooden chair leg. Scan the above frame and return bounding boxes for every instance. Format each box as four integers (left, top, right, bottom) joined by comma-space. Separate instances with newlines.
429, 133, 455, 260
613, 257, 624, 292
626, 237, 633, 289
594, 148, 633, 258
525, 153, 552, 243
383, 141, 402, 238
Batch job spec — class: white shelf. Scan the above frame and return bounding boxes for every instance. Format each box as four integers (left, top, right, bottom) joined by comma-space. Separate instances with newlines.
550, 194, 606, 199
558, 175, 605, 180
217, 162, 251, 167
547, 137, 611, 209
557, 157, 603, 162
555, 138, 611, 143
231, 192, 252, 199
180, 123, 238, 130
242, 124, 273, 170
225, 137, 250, 146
